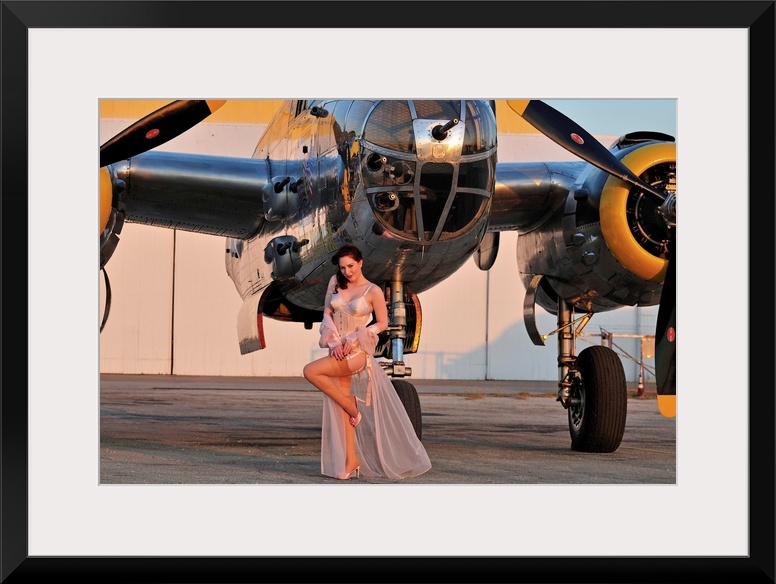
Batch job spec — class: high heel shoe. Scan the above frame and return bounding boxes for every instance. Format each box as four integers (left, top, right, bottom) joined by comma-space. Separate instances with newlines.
338, 465, 361, 480
349, 396, 365, 427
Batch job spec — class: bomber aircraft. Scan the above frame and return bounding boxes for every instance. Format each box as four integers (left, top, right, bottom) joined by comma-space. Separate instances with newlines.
99, 98, 676, 453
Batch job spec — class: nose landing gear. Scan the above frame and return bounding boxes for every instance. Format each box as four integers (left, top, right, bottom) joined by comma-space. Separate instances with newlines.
379, 278, 423, 440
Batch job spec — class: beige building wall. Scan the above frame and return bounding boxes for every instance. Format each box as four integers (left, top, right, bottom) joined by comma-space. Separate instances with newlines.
99, 101, 657, 380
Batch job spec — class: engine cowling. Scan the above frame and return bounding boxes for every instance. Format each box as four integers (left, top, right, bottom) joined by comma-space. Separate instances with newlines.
518, 140, 676, 316
99, 166, 125, 269
599, 142, 676, 283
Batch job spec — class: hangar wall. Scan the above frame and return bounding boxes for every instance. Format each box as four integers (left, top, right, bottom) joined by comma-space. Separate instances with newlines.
98, 102, 658, 381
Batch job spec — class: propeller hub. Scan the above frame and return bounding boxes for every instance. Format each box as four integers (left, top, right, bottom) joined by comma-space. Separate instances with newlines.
658, 193, 676, 226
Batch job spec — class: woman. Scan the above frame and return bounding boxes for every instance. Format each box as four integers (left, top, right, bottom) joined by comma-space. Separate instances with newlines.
303, 244, 432, 480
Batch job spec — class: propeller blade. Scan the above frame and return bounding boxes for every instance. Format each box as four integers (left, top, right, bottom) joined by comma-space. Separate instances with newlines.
506, 100, 667, 203
99, 99, 226, 167
654, 228, 676, 417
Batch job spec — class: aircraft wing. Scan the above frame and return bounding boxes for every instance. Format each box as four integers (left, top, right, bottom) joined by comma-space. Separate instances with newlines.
103, 151, 269, 239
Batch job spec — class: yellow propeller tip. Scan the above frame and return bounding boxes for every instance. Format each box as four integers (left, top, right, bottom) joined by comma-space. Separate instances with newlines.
506, 100, 530, 116
206, 100, 227, 114
657, 395, 676, 418
100, 167, 112, 235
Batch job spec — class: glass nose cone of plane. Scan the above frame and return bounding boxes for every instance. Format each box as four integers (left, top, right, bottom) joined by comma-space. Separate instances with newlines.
362, 100, 497, 242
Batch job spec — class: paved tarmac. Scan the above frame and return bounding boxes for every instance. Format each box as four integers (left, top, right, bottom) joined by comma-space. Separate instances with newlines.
100, 374, 676, 485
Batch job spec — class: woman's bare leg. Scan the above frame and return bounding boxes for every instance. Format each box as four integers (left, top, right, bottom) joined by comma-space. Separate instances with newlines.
303, 354, 366, 418
338, 375, 359, 473
304, 354, 367, 475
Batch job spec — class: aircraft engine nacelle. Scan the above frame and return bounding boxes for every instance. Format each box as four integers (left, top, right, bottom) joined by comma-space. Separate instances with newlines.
519, 139, 676, 316
103, 151, 270, 256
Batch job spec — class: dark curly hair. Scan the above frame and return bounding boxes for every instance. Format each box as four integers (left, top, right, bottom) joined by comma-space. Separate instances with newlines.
331, 244, 363, 292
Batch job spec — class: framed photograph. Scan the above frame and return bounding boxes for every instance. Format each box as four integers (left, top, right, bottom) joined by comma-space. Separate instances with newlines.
5, 1, 773, 582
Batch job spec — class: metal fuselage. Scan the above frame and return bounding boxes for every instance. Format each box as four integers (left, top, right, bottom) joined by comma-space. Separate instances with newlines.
224, 99, 498, 317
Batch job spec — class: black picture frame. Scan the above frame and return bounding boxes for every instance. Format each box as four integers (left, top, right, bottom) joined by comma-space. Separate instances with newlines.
3, 1, 773, 582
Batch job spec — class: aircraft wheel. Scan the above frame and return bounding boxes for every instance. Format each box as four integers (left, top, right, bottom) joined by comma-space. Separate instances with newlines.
391, 380, 423, 440
568, 345, 627, 453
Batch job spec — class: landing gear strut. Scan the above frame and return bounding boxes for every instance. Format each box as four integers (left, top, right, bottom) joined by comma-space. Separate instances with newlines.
380, 278, 423, 440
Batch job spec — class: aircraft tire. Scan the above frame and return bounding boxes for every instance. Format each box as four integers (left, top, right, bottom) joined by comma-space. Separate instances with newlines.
391, 380, 423, 441
568, 345, 627, 453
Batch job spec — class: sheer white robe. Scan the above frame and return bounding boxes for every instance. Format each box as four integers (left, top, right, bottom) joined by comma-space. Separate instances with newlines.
318, 285, 431, 479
